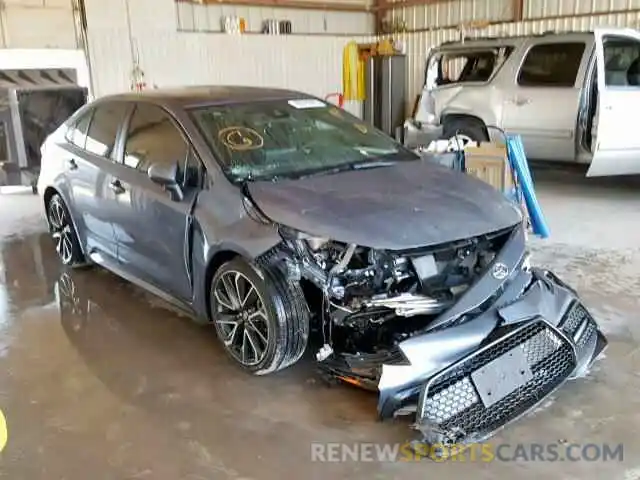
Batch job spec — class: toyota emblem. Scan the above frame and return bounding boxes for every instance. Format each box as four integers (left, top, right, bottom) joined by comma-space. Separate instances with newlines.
492, 262, 509, 280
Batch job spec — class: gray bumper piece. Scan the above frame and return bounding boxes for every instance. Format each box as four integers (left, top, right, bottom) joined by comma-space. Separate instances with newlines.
376, 224, 607, 447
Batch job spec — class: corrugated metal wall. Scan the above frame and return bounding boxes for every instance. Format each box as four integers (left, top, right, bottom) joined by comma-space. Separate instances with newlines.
389, 0, 640, 111
84, 0, 373, 115
0, 0, 78, 49
389, 0, 514, 31
389, 0, 640, 29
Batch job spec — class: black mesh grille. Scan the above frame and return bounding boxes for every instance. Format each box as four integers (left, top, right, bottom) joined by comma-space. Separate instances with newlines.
420, 321, 576, 443
561, 302, 589, 337
561, 302, 598, 357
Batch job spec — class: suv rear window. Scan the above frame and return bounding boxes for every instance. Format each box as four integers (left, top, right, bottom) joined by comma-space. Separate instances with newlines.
426, 47, 514, 89
517, 42, 585, 87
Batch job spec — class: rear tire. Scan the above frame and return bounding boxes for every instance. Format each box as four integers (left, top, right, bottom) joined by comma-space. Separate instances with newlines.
210, 257, 310, 375
442, 117, 488, 150
46, 194, 85, 267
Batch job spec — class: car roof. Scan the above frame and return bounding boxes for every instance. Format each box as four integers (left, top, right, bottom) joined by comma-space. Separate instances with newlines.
437, 31, 594, 50
95, 85, 316, 109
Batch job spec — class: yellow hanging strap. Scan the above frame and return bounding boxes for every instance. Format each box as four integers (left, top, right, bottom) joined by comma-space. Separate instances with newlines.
342, 41, 365, 102
0, 408, 7, 453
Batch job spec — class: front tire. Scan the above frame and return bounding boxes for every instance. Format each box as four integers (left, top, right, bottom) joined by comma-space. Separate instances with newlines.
210, 257, 309, 375
47, 194, 84, 267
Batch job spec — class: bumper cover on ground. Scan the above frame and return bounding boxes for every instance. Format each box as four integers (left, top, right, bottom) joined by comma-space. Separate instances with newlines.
376, 232, 607, 448
414, 304, 605, 447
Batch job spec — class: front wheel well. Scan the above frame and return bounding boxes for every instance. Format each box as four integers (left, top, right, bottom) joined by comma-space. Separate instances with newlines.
441, 114, 490, 139
204, 250, 240, 320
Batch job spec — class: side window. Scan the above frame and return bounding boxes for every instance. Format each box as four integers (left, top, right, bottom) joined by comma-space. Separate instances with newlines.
85, 102, 129, 158
517, 42, 586, 87
603, 36, 640, 87
65, 110, 93, 149
123, 103, 190, 181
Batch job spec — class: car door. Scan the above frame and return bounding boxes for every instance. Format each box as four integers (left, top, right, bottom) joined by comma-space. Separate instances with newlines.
108, 102, 200, 302
587, 28, 640, 176
65, 102, 131, 263
501, 38, 592, 161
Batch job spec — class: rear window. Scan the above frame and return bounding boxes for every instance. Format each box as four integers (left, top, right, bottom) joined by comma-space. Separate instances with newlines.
66, 109, 93, 149
426, 46, 514, 89
85, 102, 129, 158
517, 42, 586, 87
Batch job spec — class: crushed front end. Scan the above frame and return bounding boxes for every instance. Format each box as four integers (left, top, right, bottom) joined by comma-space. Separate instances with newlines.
265, 221, 607, 448
373, 224, 607, 448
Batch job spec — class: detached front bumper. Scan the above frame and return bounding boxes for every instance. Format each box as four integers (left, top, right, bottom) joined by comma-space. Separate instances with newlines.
377, 226, 607, 447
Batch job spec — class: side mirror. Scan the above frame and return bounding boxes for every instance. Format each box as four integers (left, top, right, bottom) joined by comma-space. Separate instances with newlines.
148, 162, 178, 186
148, 162, 183, 201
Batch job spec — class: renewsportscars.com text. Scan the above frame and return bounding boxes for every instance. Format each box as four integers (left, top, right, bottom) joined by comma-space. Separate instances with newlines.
310, 442, 624, 463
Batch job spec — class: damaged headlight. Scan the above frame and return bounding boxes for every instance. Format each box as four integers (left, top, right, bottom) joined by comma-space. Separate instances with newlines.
278, 225, 329, 251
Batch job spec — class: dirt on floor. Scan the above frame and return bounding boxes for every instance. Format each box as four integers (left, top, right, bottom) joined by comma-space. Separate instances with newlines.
0, 169, 639, 480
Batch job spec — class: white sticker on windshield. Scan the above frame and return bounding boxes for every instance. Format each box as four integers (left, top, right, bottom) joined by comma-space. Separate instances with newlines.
288, 99, 326, 109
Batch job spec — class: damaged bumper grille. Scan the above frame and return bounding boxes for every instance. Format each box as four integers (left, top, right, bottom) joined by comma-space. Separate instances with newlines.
416, 320, 576, 446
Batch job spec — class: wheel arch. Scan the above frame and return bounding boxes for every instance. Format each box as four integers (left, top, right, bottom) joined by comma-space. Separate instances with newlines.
203, 248, 242, 321
441, 113, 490, 138
43, 186, 60, 212
43, 187, 86, 257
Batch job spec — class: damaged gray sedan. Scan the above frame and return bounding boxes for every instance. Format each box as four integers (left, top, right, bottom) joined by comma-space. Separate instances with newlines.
37, 86, 607, 448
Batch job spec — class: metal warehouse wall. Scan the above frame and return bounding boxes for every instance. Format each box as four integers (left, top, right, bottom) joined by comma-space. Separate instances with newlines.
388, 0, 640, 112
83, 0, 373, 116
0, 0, 78, 48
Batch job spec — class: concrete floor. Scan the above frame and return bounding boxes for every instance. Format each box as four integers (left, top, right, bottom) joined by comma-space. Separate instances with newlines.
0, 168, 639, 479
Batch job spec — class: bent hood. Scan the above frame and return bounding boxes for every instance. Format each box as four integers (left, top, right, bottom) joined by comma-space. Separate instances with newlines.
247, 159, 522, 250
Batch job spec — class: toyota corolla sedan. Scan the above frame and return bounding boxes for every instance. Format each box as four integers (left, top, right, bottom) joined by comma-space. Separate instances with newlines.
37, 86, 607, 451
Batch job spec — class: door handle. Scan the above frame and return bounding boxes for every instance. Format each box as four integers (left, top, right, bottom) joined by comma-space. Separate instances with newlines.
508, 97, 531, 106
109, 179, 125, 195
67, 159, 78, 170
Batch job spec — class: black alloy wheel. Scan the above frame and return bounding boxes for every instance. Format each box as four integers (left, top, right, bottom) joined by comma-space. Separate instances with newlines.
47, 194, 83, 266
213, 268, 270, 367
210, 257, 310, 375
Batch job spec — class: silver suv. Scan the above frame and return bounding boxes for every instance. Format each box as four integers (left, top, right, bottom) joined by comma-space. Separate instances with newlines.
413, 27, 640, 176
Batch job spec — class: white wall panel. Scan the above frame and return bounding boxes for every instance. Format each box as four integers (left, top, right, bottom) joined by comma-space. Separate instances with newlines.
88, 29, 368, 97
0, 0, 77, 48
84, 0, 370, 116
388, 0, 640, 30
524, 0, 640, 18
389, 0, 514, 30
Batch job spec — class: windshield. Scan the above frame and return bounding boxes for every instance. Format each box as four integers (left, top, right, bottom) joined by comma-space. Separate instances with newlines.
190, 98, 418, 182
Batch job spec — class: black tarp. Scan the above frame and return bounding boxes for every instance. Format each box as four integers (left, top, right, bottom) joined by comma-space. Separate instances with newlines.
0, 68, 88, 187
18, 88, 87, 170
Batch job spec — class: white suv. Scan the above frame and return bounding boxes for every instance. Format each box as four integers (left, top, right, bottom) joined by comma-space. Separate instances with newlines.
413, 27, 640, 176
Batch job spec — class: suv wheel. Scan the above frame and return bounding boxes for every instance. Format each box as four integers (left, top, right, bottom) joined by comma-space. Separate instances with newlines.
442, 117, 488, 150
210, 257, 310, 375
